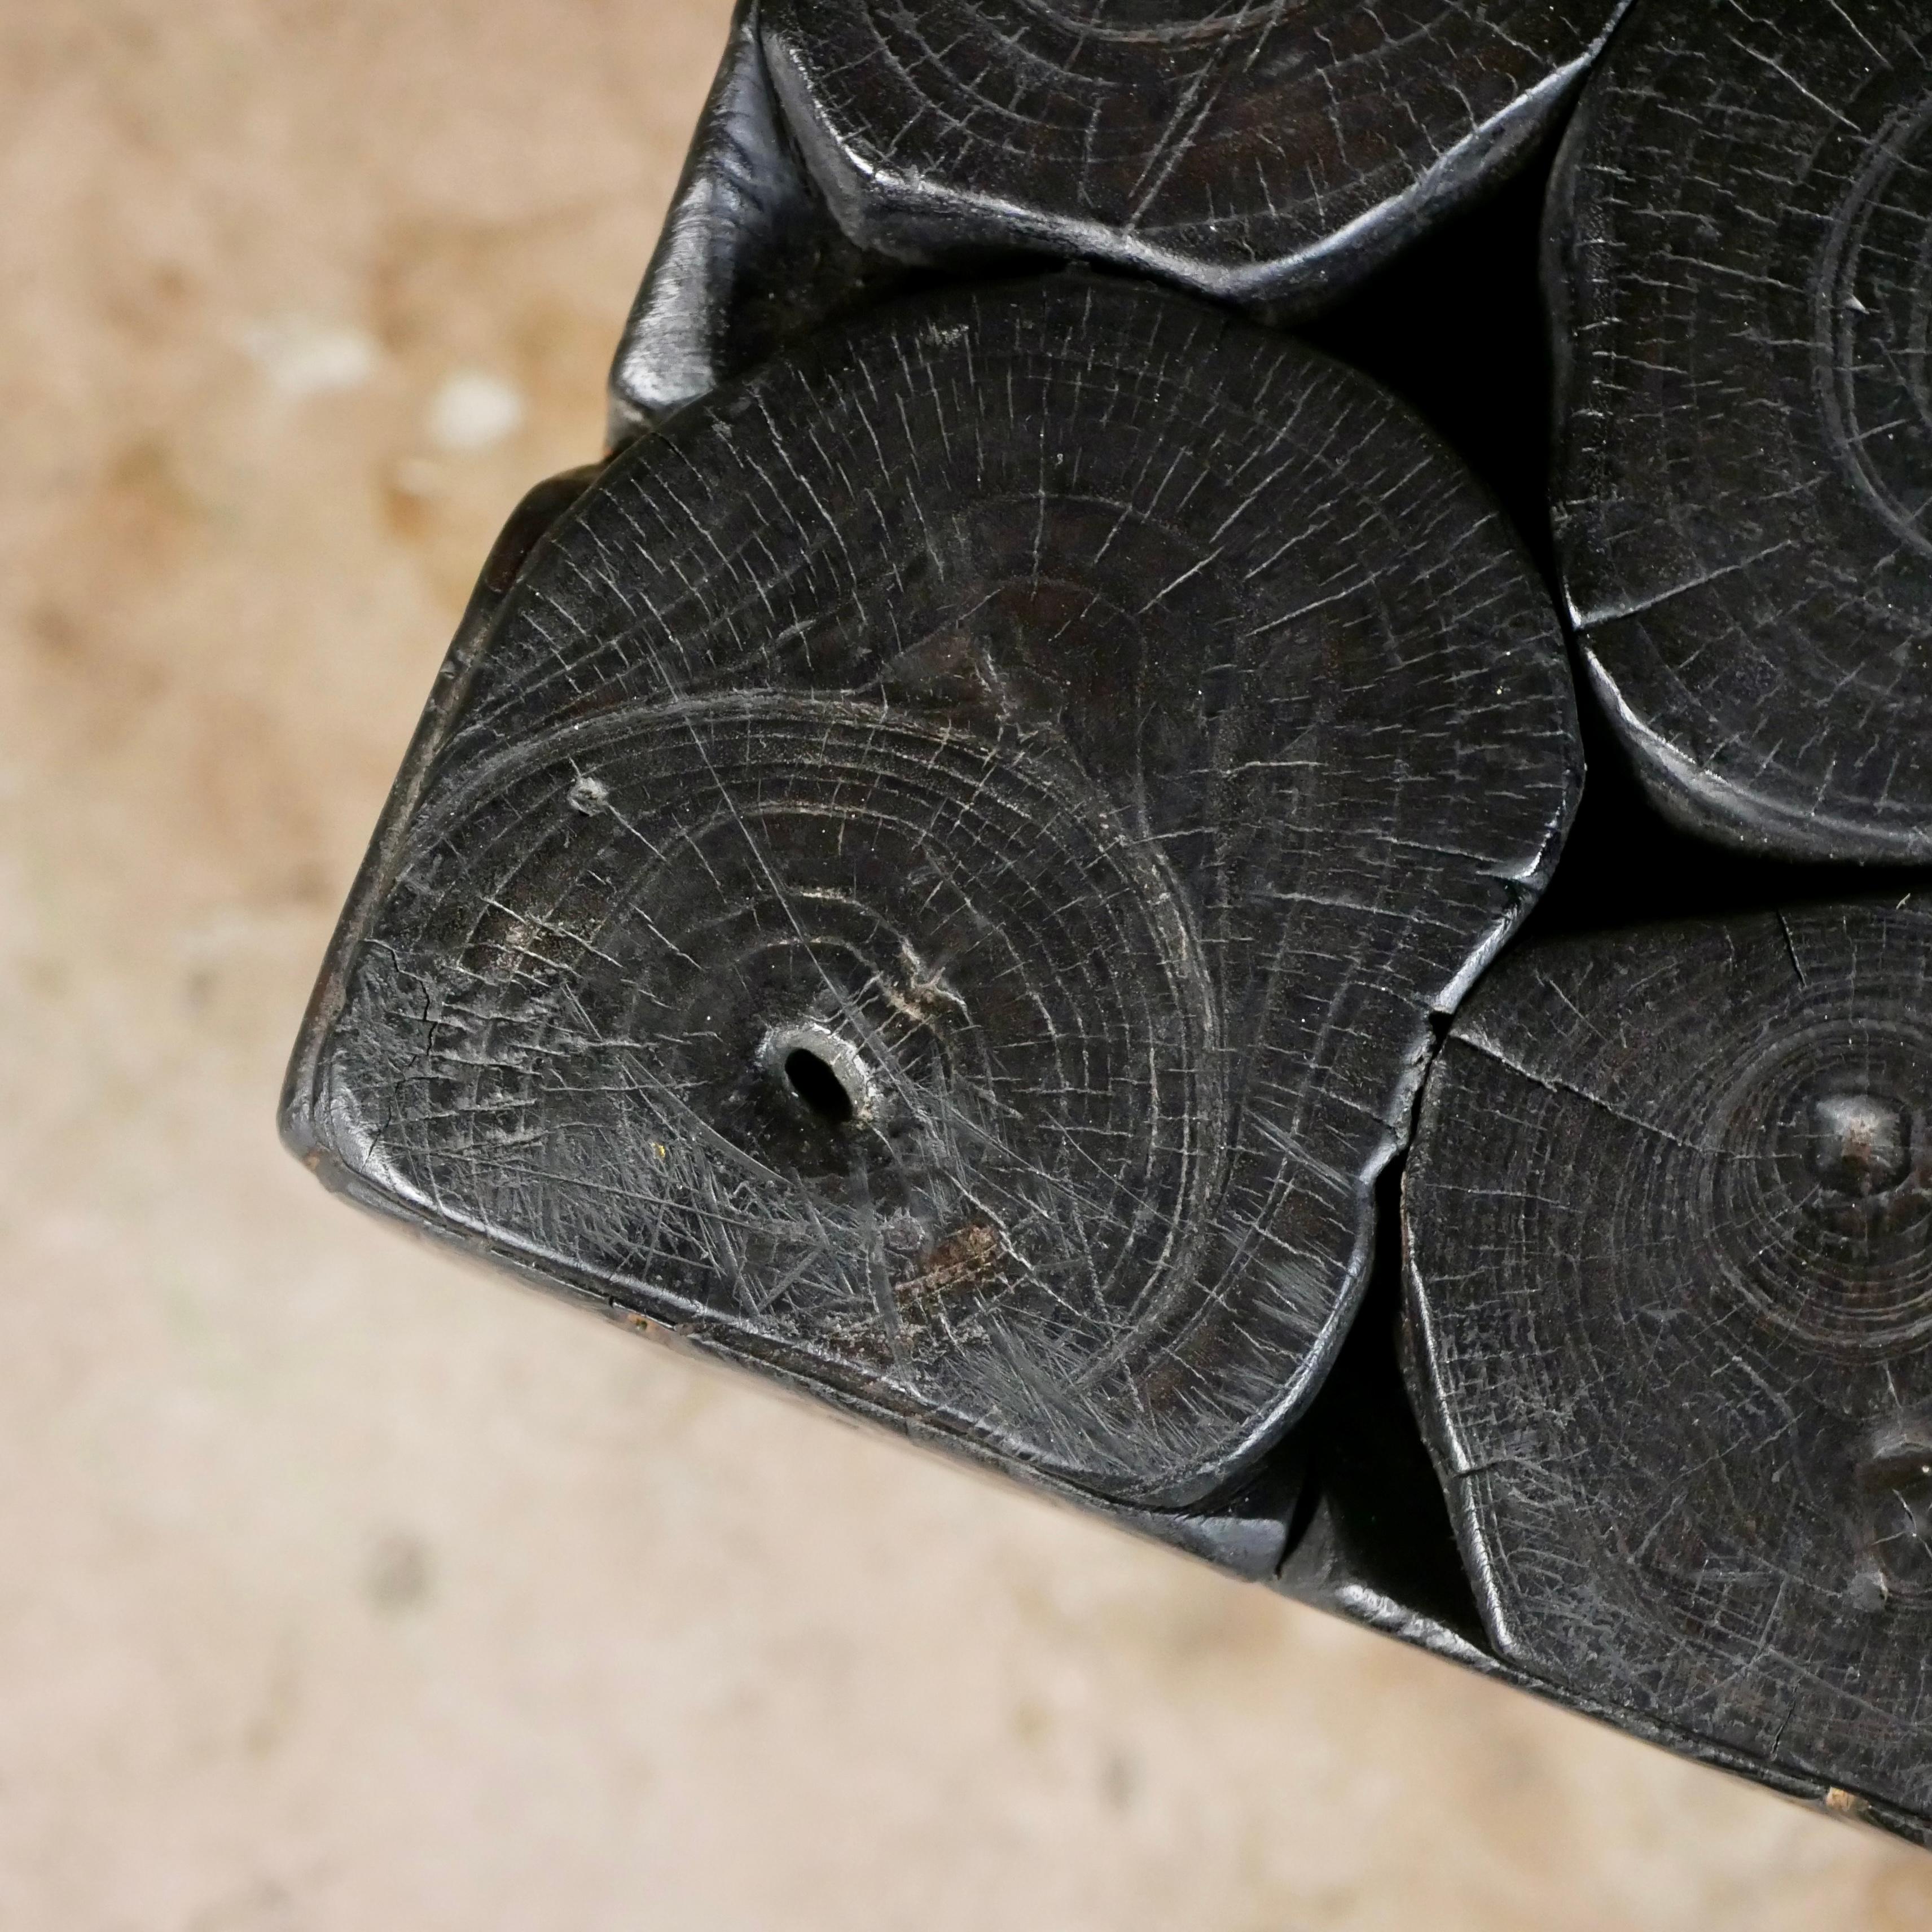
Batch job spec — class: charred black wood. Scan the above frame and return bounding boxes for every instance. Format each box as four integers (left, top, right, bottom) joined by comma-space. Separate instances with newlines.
757, 0, 1629, 321
1548, 0, 1932, 862
284, 272, 1579, 1512
608, 0, 928, 440
612, 1, 1621, 441
1404, 899, 1932, 1819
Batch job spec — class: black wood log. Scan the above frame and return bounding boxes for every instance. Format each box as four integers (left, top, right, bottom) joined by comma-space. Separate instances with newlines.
285, 271, 1578, 1510
1404, 898, 1932, 1815
608, 0, 919, 440
758, 0, 1630, 317
1548, 0, 1932, 862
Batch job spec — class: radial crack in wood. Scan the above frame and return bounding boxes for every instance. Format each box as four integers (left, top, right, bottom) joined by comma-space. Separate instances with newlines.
760, 0, 1631, 317
1404, 898, 1932, 1817
1549, 0, 1932, 861
286, 273, 1579, 1509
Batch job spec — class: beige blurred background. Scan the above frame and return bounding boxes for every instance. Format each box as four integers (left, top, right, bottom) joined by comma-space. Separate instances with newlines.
2, 5, 1929, 1927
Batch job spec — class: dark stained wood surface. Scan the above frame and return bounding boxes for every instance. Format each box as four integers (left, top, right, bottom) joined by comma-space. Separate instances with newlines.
759, 0, 1630, 315
1404, 899, 1932, 1814
607, 0, 920, 440
1549, 0, 1932, 862
284, 272, 1579, 1509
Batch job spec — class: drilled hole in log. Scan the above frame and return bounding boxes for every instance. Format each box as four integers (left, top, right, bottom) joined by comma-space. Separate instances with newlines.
756, 1022, 875, 1132
784, 1048, 854, 1123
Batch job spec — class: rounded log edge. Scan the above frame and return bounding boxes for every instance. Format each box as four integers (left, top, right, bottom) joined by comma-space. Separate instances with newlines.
762, 0, 1630, 317
287, 271, 1580, 1509
1549, 0, 1932, 862
1405, 897, 1932, 1815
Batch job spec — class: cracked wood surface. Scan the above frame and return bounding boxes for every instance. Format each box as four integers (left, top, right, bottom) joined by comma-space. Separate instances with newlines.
286, 271, 1579, 1509
1404, 899, 1932, 1816
757, 0, 1631, 315
1548, 0, 1932, 861
31, 0, 1932, 1916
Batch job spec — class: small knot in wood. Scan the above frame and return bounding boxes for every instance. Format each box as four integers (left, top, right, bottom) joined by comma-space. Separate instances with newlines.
1814, 1092, 1914, 1200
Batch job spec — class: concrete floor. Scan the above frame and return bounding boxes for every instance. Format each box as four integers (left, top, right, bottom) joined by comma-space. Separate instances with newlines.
4, 4, 1930, 1926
